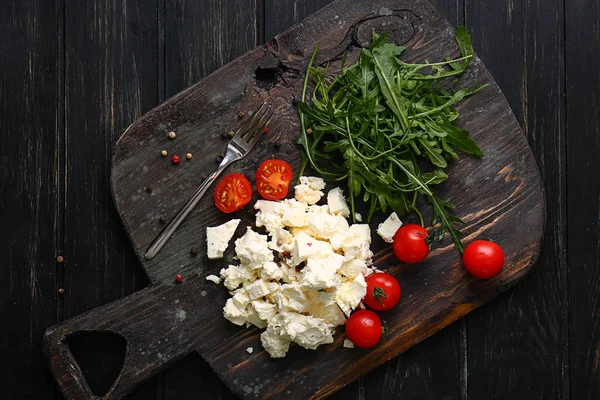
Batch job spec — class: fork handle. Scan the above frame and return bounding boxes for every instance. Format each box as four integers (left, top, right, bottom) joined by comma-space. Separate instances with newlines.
144, 161, 230, 259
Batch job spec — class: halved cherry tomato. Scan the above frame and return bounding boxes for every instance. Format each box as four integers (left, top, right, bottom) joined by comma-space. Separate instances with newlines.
255, 159, 293, 201
345, 310, 382, 348
392, 224, 430, 264
462, 240, 504, 279
214, 173, 253, 213
364, 273, 401, 311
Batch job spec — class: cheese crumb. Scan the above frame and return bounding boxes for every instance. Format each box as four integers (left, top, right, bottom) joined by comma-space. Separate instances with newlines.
246, 347, 254, 354
205, 274, 221, 284
327, 187, 350, 217
206, 219, 240, 259
376, 212, 403, 243
343, 339, 355, 348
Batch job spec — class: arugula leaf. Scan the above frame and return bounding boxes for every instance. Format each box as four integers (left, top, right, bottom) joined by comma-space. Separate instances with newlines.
297, 27, 483, 253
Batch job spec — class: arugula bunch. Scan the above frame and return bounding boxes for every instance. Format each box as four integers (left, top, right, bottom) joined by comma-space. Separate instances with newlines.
297, 27, 485, 253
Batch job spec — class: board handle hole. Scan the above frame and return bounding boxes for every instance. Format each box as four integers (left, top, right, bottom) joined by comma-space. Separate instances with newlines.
67, 331, 127, 397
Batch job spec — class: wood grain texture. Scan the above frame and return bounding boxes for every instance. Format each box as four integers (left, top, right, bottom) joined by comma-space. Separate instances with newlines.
43, 0, 544, 399
0, 0, 60, 397
61, 1, 159, 398
566, 0, 600, 398
464, 1, 568, 398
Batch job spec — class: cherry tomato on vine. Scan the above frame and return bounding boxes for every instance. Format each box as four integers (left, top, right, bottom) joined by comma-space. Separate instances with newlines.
255, 159, 293, 201
462, 240, 505, 279
345, 310, 382, 348
392, 224, 430, 264
213, 173, 253, 213
364, 273, 401, 311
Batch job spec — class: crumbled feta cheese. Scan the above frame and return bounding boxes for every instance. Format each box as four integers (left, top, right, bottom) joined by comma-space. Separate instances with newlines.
246, 347, 254, 354
235, 227, 273, 268
294, 184, 323, 204
245, 279, 270, 300
307, 204, 329, 214
260, 261, 283, 281
278, 282, 308, 312
354, 213, 363, 222
254, 200, 284, 232
291, 232, 334, 266
339, 259, 367, 279
270, 312, 334, 350
327, 187, 350, 217
299, 176, 326, 191
307, 302, 346, 326
245, 304, 267, 328
268, 227, 293, 253
223, 298, 247, 326
343, 339, 355, 348
218, 177, 375, 358
206, 219, 240, 259
251, 300, 278, 321
335, 274, 367, 317
331, 224, 373, 262
281, 205, 307, 227
306, 213, 349, 240
205, 274, 221, 284
220, 265, 256, 290
260, 325, 291, 358
376, 212, 402, 243
300, 255, 344, 290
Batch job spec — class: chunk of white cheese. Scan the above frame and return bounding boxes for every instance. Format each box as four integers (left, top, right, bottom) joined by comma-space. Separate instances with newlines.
306, 213, 349, 240
331, 224, 373, 262
294, 184, 323, 205
246, 347, 254, 354
219, 265, 256, 290
205, 274, 221, 284
376, 212, 402, 243
335, 274, 367, 317
290, 231, 334, 266
206, 219, 240, 259
223, 298, 248, 326
278, 282, 308, 312
343, 338, 355, 348
260, 261, 283, 281
300, 254, 344, 290
299, 176, 326, 191
338, 259, 367, 279
327, 187, 350, 217
270, 312, 335, 350
268, 227, 293, 253
245, 279, 271, 300
235, 227, 273, 268
254, 200, 284, 232
307, 302, 346, 326
260, 325, 291, 358
251, 300, 278, 322
281, 204, 307, 227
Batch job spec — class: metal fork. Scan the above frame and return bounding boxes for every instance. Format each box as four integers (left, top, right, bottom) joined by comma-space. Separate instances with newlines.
144, 102, 274, 260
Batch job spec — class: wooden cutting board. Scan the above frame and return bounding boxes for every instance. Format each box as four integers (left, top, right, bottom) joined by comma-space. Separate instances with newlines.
43, 0, 545, 398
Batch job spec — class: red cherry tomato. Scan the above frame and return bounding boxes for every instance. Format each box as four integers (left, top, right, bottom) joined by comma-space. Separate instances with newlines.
462, 240, 505, 279
364, 273, 401, 311
345, 310, 382, 348
213, 173, 253, 213
392, 224, 430, 264
255, 159, 293, 201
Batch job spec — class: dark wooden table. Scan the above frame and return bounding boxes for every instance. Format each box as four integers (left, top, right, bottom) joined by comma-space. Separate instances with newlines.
1, 1, 598, 399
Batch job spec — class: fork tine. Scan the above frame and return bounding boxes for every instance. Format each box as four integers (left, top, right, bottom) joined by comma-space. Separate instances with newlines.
245, 109, 275, 146
233, 102, 267, 139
